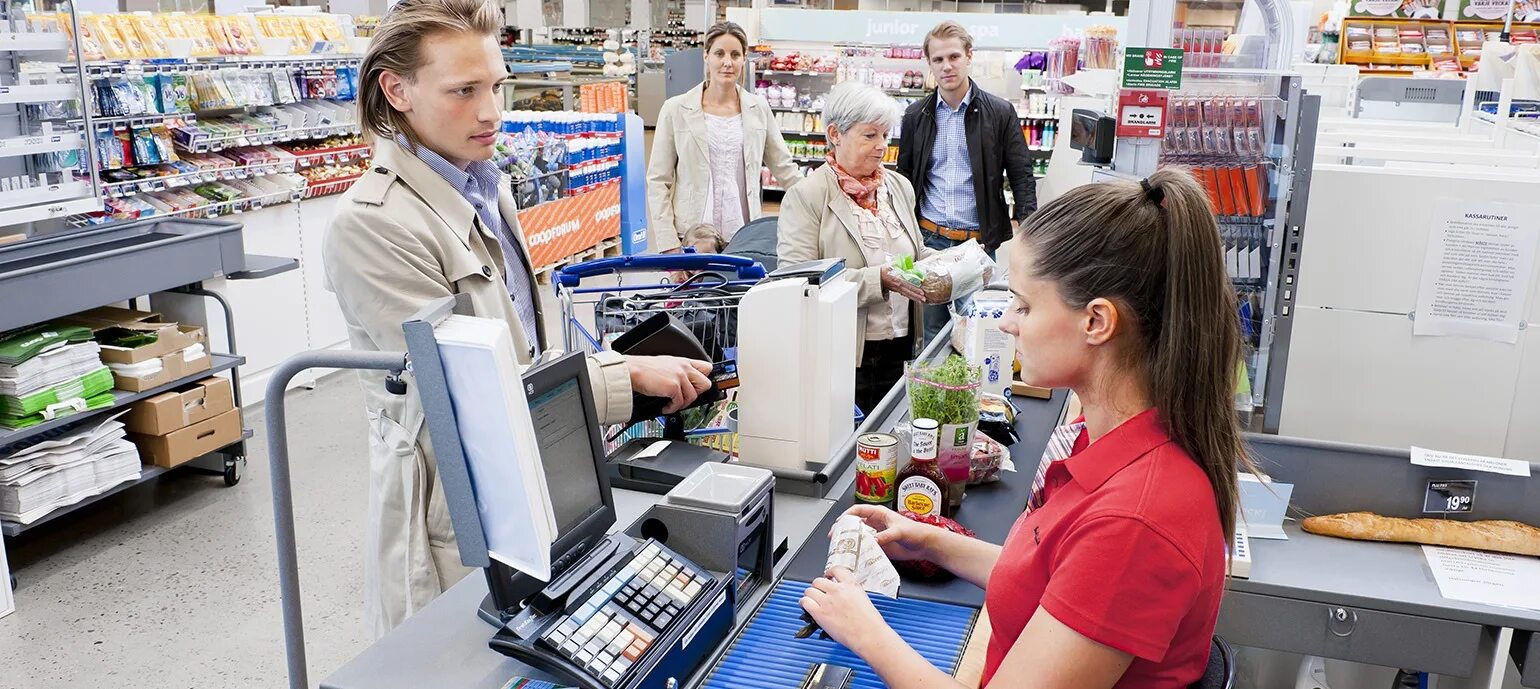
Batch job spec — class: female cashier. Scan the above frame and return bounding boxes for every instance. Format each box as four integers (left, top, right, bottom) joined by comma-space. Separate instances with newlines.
323, 0, 713, 637
800, 168, 1248, 689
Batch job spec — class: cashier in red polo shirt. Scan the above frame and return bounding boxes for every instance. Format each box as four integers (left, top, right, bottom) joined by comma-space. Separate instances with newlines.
801, 168, 1253, 689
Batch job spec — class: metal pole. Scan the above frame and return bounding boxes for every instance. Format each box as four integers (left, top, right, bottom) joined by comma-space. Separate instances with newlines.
265, 350, 409, 689
1502, 0, 1518, 42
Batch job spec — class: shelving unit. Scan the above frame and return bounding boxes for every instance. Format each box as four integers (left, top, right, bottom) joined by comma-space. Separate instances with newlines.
0, 216, 298, 538
0, 0, 103, 229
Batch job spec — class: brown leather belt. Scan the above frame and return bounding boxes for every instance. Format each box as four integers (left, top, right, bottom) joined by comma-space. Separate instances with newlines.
918, 218, 982, 243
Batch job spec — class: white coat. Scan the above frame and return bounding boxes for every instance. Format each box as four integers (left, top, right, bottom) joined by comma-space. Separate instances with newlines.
323, 138, 633, 637
646, 82, 803, 252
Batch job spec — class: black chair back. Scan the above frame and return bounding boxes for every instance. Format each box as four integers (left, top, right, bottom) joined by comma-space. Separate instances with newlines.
1190, 636, 1235, 689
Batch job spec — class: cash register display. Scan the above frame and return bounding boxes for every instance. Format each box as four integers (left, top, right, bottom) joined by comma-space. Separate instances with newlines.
529, 378, 604, 536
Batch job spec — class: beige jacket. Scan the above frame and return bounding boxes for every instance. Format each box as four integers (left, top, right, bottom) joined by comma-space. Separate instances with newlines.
647, 83, 802, 252
322, 137, 632, 635
777, 165, 937, 363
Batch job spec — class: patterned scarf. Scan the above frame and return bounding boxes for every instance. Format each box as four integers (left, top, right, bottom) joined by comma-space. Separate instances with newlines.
826, 156, 884, 213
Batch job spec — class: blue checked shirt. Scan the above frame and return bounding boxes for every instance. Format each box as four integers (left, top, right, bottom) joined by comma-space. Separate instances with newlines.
404, 137, 541, 355
918, 87, 979, 231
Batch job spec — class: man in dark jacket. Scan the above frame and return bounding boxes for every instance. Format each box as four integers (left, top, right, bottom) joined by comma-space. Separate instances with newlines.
897, 21, 1037, 344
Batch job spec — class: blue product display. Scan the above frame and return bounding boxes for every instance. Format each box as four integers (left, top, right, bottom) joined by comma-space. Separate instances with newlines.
699, 579, 976, 689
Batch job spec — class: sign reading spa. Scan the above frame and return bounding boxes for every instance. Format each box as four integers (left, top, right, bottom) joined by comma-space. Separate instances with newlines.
757, 9, 1127, 51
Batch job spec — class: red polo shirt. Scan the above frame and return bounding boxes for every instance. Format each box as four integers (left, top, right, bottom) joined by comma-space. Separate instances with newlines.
980, 409, 1225, 688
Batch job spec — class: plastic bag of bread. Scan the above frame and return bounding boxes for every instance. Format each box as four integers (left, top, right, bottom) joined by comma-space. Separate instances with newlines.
892, 239, 997, 304
894, 512, 976, 580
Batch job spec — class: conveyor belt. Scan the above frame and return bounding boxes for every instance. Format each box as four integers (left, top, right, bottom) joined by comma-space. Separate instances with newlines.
699, 579, 977, 689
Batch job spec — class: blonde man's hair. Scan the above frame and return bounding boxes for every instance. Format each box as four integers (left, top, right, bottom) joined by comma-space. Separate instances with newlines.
359, 0, 501, 149
923, 21, 974, 58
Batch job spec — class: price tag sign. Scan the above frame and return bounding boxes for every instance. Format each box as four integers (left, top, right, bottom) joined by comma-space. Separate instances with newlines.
1424, 479, 1477, 514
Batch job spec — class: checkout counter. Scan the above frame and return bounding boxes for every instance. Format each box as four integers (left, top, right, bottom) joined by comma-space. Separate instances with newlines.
313, 302, 1540, 689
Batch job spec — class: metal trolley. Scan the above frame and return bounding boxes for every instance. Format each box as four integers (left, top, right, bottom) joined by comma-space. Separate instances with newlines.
553, 253, 767, 452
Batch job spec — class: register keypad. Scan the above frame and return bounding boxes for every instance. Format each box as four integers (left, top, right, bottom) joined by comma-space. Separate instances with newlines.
539, 542, 712, 687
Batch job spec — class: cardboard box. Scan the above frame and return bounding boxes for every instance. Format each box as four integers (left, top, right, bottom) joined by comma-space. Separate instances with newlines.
112, 345, 213, 392
131, 408, 243, 468
123, 377, 234, 435
60, 307, 206, 365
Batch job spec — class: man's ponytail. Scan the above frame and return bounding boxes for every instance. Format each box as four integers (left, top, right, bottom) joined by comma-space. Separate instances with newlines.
1015, 167, 1250, 538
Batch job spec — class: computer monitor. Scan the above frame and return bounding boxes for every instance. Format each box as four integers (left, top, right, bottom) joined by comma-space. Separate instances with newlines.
485, 352, 617, 614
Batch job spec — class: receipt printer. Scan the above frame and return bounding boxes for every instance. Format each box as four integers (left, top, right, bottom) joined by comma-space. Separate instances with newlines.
628, 463, 776, 603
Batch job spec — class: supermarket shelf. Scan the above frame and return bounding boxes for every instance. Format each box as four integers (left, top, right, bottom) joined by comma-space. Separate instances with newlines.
1018, 112, 1057, 120
1021, 83, 1050, 92
0, 81, 79, 105
0, 354, 244, 459
782, 130, 826, 137
303, 173, 362, 199
770, 105, 821, 113
78, 112, 192, 128
1, 465, 169, 537
0, 131, 83, 158
73, 186, 302, 226
0, 32, 70, 52
178, 123, 362, 153
757, 69, 836, 77
0, 180, 93, 212
102, 162, 298, 197
80, 53, 363, 76
0, 195, 101, 227
885, 87, 929, 96
291, 143, 371, 167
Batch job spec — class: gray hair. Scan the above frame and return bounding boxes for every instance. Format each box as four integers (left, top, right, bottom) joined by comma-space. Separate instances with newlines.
822, 82, 902, 138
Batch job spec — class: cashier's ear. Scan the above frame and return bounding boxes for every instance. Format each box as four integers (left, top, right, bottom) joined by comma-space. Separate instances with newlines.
1082, 297, 1121, 347
379, 70, 413, 113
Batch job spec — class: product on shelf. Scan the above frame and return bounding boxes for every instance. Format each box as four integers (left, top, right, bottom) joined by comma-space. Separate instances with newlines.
1083, 25, 1120, 70
169, 100, 358, 152
496, 112, 622, 208
1047, 36, 1080, 94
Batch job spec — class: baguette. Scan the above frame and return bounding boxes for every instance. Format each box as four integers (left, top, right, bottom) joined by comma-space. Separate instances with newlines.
1301, 512, 1540, 557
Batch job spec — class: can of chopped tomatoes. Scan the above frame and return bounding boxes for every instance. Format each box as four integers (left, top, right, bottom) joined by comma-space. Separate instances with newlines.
855, 433, 899, 506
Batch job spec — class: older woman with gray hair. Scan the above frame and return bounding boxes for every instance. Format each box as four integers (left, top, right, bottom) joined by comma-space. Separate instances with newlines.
778, 82, 946, 413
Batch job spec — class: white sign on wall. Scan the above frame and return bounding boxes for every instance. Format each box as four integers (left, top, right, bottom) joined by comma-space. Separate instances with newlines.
757, 8, 1128, 51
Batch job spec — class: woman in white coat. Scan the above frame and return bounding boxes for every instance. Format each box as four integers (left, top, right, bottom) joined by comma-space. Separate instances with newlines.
647, 22, 802, 252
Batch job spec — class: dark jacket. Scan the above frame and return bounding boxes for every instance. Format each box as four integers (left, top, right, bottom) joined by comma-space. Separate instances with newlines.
896, 79, 1037, 253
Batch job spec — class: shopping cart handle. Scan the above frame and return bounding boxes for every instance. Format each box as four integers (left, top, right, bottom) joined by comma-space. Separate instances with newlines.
556, 253, 767, 287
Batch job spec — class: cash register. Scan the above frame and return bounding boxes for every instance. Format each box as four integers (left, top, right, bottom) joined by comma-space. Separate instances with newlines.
417, 332, 735, 689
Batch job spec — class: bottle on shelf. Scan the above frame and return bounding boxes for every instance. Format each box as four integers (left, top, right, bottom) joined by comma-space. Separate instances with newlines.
897, 418, 951, 518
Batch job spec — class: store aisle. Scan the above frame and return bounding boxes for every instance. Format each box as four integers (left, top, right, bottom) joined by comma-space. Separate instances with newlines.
0, 373, 381, 689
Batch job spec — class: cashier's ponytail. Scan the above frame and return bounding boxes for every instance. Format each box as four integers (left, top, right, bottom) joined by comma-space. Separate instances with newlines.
1015, 168, 1252, 538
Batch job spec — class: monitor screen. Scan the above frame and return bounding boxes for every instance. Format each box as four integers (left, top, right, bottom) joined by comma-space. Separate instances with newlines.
528, 377, 605, 537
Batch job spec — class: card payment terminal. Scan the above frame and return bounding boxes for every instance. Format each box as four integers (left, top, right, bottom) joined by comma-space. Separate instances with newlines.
482, 354, 735, 689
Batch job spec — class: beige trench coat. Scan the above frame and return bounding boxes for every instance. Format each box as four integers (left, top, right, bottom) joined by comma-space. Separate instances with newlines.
323, 138, 633, 637
646, 82, 803, 252
776, 165, 936, 363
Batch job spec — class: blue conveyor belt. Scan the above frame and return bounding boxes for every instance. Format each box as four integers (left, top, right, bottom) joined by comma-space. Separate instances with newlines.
700, 579, 977, 689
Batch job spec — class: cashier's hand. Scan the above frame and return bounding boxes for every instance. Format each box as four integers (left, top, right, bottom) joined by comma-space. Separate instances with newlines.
625, 355, 713, 414
844, 504, 933, 562
801, 568, 891, 655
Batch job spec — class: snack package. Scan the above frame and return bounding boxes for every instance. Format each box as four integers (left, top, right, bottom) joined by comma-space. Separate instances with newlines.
204, 15, 235, 55
220, 16, 258, 55
83, 14, 131, 59
969, 433, 1008, 484
111, 15, 149, 58
825, 515, 900, 597
126, 14, 169, 58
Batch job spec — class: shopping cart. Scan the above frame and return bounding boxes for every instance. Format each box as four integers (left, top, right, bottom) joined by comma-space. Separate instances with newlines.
554, 252, 767, 453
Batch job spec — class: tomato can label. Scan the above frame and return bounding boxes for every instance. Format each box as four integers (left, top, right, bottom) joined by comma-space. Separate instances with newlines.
855, 433, 898, 505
